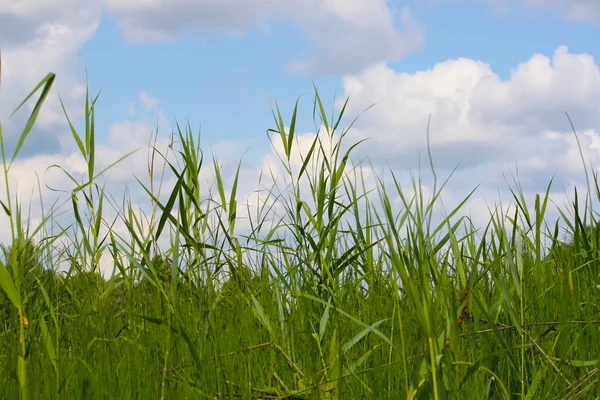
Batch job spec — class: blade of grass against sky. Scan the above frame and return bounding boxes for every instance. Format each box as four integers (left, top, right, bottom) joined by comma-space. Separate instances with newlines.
0, 50, 58, 399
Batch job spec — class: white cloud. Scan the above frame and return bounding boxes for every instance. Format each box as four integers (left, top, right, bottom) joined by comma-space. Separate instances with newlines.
337, 46, 600, 178
138, 90, 160, 112
0, 0, 102, 156
105, 0, 424, 75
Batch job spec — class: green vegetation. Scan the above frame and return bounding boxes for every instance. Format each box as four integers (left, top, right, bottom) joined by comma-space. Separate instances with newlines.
0, 65, 598, 399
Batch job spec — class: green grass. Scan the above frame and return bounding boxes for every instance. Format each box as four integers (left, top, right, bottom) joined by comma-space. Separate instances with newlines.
0, 66, 599, 399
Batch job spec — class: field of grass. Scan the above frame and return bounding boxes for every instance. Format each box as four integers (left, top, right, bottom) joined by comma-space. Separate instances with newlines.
0, 69, 599, 399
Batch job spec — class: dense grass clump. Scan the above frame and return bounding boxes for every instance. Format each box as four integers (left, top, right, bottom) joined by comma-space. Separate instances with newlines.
0, 68, 599, 399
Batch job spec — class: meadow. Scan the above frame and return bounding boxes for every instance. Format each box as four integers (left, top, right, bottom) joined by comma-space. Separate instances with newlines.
0, 69, 599, 399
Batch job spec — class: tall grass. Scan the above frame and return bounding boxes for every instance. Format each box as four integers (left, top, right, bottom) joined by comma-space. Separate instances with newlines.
0, 64, 598, 399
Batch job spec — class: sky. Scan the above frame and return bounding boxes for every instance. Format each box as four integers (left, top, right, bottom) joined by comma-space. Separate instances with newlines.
1, 0, 600, 274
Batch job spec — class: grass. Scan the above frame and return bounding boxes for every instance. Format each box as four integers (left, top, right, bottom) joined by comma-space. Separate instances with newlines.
0, 64, 599, 399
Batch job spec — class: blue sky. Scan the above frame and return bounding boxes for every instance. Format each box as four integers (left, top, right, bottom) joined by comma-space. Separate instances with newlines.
75, 1, 599, 154
1, 0, 600, 261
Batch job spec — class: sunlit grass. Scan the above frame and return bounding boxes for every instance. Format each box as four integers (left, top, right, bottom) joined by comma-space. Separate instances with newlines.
0, 62, 598, 399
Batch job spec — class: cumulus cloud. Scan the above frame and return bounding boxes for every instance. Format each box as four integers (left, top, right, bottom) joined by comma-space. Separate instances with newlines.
0, 0, 102, 156
105, 0, 424, 75
338, 46, 600, 179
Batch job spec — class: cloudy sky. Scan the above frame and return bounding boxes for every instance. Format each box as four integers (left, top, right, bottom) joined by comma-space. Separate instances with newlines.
1, 0, 600, 271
